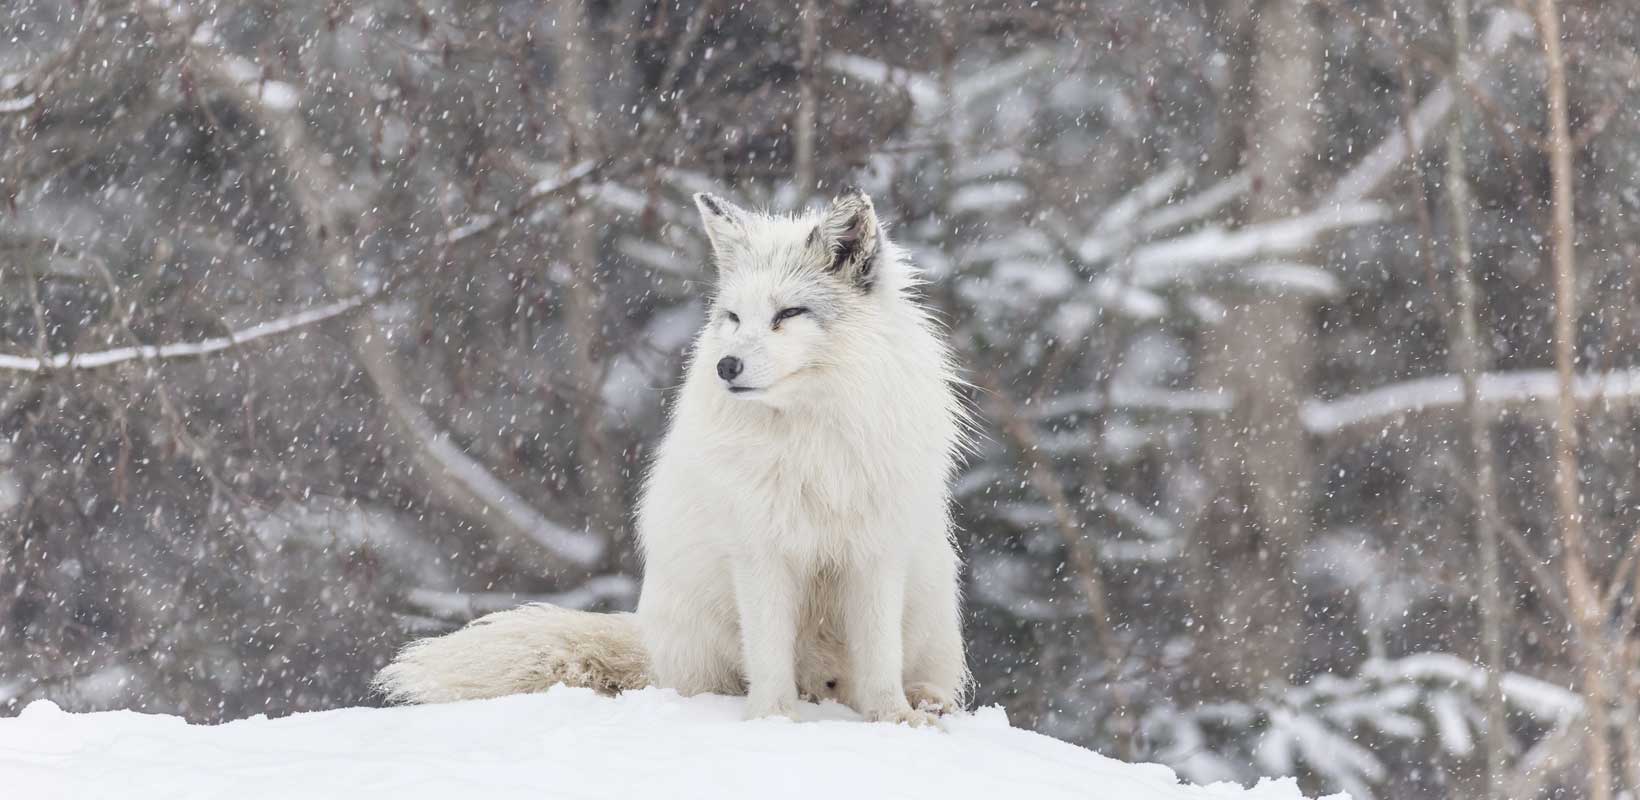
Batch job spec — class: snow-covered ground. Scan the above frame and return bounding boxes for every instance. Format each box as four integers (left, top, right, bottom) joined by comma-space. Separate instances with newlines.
0, 687, 1332, 800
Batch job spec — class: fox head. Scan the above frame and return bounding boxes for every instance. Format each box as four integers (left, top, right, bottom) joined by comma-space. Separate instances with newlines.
691, 188, 887, 407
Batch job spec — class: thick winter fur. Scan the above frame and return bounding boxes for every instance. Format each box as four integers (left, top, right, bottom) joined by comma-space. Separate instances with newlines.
375, 606, 648, 703
376, 190, 971, 725
375, 606, 849, 705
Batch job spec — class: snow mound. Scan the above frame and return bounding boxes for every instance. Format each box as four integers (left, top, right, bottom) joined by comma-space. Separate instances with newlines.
0, 688, 1331, 800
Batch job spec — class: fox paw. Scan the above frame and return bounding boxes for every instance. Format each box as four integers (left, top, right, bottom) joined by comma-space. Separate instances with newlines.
904, 683, 958, 715
744, 692, 800, 722
865, 704, 941, 729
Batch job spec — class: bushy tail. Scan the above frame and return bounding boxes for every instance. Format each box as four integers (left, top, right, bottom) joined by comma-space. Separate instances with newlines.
374, 604, 649, 704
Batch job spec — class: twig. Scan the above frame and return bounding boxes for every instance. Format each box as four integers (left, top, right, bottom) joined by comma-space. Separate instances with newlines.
1443, 460, 1574, 624
1598, 532, 1640, 616
1438, 0, 1510, 793
434, 159, 604, 247
656, 0, 722, 102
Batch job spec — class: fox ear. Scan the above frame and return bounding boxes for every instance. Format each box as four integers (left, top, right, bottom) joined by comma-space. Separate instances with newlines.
813, 187, 881, 291
694, 193, 752, 267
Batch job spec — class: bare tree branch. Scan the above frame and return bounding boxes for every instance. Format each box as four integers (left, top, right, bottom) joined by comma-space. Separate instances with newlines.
435, 159, 603, 247
0, 295, 371, 373
156, 3, 608, 574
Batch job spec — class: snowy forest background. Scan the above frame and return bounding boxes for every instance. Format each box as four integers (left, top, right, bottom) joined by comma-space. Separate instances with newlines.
2, 1, 1639, 798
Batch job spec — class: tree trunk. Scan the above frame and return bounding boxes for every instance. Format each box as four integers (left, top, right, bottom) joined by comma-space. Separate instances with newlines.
1197, 0, 1321, 693
1535, 2, 1613, 798
553, 1, 626, 541
792, 0, 819, 203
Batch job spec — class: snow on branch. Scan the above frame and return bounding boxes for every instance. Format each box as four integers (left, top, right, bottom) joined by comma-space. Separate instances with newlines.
0, 93, 37, 114
1302, 366, 1640, 435
951, 49, 1055, 105
1323, 9, 1532, 206
211, 51, 300, 111
1092, 164, 1190, 236
1138, 172, 1251, 236
824, 53, 943, 113
1030, 366, 1640, 439
1239, 262, 1342, 299
1060, 11, 1521, 310
1125, 202, 1387, 287
437, 160, 601, 246
1163, 652, 1585, 800
403, 403, 606, 568
0, 295, 369, 373
1358, 652, 1582, 721
405, 574, 638, 620
1026, 383, 1231, 420
824, 48, 1048, 121
1068, 165, 1194, 265
1322, 82, 1455, 208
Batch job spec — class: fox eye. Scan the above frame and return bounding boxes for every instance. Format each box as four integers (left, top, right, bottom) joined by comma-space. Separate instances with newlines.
724, 311, 740, 325
773, 307, 809, 324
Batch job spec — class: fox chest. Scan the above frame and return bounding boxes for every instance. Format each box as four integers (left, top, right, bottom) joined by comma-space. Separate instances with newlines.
712, 431, 882, 560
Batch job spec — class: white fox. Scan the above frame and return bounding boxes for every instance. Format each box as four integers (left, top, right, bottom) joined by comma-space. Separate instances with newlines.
376, 189, 971, 726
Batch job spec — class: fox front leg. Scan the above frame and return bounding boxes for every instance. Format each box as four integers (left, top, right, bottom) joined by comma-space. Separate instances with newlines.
732, 557, 802, 721
840, 558, 938, 728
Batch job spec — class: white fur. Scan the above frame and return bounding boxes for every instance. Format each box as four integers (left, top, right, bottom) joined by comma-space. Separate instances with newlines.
375, 606, 648, 703
376, 191, 970, 726
373, 605, 848, 704
639, 191, 969, 726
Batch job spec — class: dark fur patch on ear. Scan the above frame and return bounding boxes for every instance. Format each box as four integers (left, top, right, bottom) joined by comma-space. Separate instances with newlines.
695, 193, 753, 269
820, 191, 885, 291
856, 262, 875, 292
828, 231, 861, 275
698, 194, 729, 219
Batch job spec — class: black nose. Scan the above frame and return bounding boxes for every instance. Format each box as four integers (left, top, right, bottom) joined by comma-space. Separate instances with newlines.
716, 356, 743, 382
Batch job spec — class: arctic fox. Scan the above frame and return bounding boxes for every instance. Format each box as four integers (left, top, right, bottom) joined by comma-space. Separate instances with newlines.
376, 189, 970, 726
